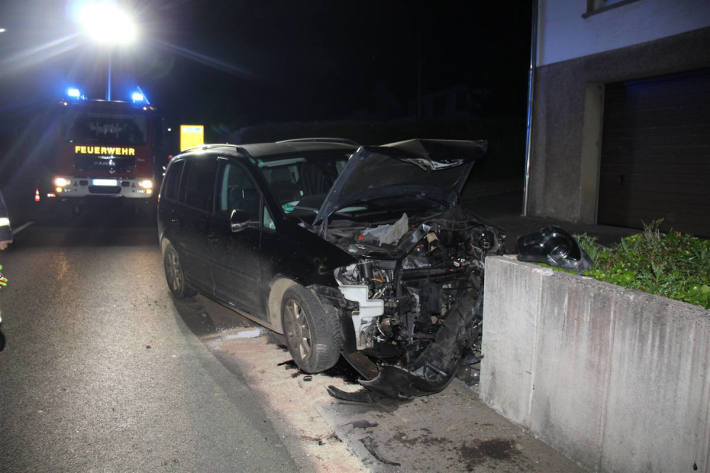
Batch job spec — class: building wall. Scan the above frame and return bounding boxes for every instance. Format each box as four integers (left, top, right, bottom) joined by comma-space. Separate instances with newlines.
538, 0, 710, 66
527, 26, 710, 223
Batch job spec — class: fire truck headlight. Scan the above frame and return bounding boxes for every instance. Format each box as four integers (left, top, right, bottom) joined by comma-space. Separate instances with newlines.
54, 177, 71, 187
138, 179, 153, 190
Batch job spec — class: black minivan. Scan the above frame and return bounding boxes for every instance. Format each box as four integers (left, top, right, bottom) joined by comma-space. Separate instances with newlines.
158, 140, 356, 366
158, 138, 505, 398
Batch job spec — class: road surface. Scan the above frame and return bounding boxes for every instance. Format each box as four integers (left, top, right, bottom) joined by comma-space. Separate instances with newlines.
0, 209, 299, 472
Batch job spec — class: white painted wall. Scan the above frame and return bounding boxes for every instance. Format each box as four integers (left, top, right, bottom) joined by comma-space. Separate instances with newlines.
538, 0, 710, 66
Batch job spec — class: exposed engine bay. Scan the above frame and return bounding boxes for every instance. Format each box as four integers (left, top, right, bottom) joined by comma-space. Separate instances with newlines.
320, 208, 505, 398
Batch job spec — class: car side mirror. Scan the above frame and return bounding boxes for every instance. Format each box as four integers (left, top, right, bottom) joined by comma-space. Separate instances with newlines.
230, 209, 257, 233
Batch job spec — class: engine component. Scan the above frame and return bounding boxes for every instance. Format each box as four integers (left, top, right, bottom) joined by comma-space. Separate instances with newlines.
337, 285, 384, 350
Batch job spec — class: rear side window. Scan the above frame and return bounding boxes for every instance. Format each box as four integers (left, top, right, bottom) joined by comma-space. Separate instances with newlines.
182, 157, 217, 211
162, 160, 184, 201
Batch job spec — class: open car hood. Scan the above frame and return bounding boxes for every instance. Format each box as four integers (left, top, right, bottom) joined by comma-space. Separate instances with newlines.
313, 139, 487, 226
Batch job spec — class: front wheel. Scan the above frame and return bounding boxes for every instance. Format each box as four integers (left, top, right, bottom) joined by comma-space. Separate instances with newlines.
281, 285, 341, 373
162, 240, 197, 298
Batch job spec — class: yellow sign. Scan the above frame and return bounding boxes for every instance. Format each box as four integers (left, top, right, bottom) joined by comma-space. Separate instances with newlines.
74, 146, 135, 156
180, 125, 204, 151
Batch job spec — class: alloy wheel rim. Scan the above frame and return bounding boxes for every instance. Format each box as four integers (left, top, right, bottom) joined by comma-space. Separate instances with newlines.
285, 299, 312, 361
166, 248, 183, 293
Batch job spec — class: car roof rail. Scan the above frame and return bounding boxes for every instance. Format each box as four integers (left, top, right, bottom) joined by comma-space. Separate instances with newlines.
181, 143, 237, 153
276, 137, 359, 147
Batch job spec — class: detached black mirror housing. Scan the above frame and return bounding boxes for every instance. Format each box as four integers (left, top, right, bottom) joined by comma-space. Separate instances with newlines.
517, 226, 592, 273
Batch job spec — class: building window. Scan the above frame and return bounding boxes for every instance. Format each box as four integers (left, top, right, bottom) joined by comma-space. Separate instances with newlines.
583, 0, 641, 18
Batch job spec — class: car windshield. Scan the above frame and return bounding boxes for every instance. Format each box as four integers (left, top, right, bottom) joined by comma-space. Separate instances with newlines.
62, 110, 147, 145
258, 150, 351, 213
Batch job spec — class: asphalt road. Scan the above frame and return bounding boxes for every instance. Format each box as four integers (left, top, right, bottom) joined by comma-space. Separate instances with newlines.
0, 208, 298, 473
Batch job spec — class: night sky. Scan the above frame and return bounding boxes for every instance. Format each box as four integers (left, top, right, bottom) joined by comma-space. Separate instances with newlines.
0, 1, 532, 129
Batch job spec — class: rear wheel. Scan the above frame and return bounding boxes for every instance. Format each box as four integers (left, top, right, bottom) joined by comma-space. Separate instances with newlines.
282, 285, 341, 373
162, 240, 197, 298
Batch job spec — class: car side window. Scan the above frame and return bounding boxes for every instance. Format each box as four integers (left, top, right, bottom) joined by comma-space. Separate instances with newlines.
217, 160, 260, 221
182, 156, 217, 211
263, 205, 276, 231
163, 160, 183, 201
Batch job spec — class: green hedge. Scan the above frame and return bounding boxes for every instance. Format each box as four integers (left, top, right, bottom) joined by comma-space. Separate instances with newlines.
575, 221, 710, 309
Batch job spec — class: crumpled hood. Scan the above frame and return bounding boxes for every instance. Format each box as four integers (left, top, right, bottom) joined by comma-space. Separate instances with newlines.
313, 139, 487, 226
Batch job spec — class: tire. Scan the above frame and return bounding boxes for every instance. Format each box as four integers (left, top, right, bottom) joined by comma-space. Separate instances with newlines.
162, 240, 197, 298
281, 285, 341, 373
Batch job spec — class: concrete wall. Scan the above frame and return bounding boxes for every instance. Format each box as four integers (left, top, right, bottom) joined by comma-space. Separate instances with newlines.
526, 26, 710, 223
538, 0, 710, 66
480, 255, 710, 473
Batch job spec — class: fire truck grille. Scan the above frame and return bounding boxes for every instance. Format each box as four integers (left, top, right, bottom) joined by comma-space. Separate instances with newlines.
74, 155, 136, 173
88, 186, 122, 194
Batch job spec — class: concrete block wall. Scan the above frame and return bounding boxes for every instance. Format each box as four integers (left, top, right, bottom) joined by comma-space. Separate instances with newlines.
480, 255, 710, 473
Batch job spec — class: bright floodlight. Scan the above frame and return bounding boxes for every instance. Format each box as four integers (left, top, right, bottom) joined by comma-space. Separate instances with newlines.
78, 2, 137, 46
67, 87, 82, 98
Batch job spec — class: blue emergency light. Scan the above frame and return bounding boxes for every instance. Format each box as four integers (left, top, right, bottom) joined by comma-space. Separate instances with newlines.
66, 87, 85, 100
130, 86, 151, 106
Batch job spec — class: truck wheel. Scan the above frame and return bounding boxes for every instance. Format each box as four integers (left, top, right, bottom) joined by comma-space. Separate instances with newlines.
162, 240, 196, 298
281, 285, 341, 373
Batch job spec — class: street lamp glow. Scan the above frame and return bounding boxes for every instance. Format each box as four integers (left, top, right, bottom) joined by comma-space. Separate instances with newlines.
78, 2, 138, 46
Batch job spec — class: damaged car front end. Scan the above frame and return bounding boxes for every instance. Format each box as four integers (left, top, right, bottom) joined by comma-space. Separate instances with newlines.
304, 140, 505, 398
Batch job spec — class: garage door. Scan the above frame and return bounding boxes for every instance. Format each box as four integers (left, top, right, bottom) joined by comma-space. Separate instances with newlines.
598, 68, 710, 236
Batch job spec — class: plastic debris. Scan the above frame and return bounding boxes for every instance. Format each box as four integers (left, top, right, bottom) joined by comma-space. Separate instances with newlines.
361, 213, 409, 246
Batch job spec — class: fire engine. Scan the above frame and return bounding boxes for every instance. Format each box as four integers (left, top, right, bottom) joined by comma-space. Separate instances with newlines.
37, 87, 163, 215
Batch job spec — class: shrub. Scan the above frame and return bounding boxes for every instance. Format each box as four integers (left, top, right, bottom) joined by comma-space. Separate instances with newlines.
574, 220, 710, 309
